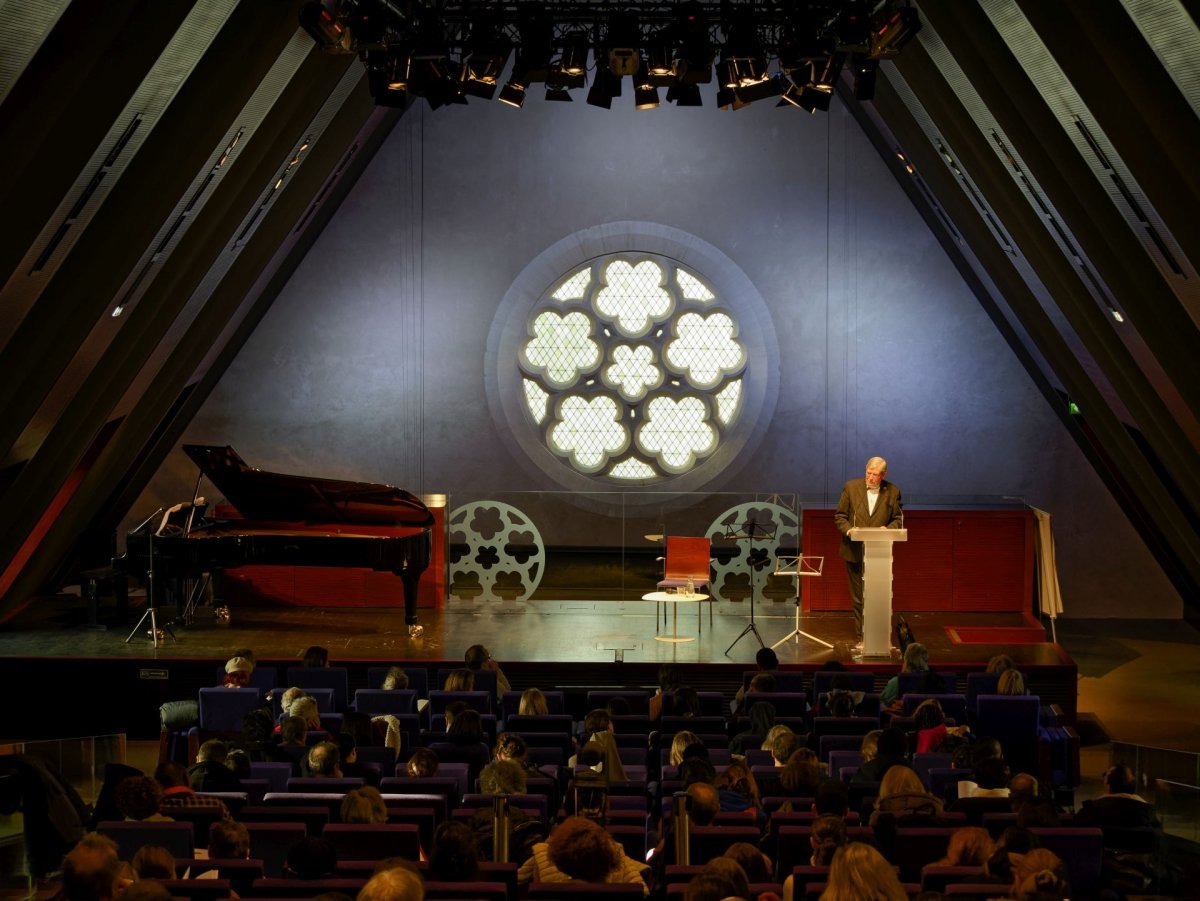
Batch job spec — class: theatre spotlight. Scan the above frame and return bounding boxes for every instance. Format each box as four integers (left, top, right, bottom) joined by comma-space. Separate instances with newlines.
719, 9, 769, 88
366, 46, 413, 107
607, 10, 641, 76
558, 31, 590, 86
666, 82, 702, 106
733, 72, 783, 106
545, 84, 573, 101
300, 1, 354, 53
498, 81, 527, 108
635, 84, 660, 110
644, 30, 676, 88
586, 53, 621, 109
515, 2, 554, 82
870, 2, 922, 58
461, 17, 510, 99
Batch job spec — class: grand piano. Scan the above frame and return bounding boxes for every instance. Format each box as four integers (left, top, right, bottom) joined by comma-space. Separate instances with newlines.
115, 445, 434, 636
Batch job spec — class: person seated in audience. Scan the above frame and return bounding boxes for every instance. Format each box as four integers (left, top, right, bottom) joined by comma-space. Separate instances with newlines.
221, 655, 253, 688
679, 755, 717, 789
724, 841, 772, 883
859, 729, 881, 764
283, 835, 337, 879
687, 781, 721, 825
480, 758, 527, 795
405, 747, 439, 778
606, 696, 632, 717
130, 845, 175, 880
518, 687, 549, 716
120, 883, 172, 901
997, 668, 1027, 695
154, 761, 230, 820
274, 686, 307, 724
1009, 848, 1068, 900
957, 756, 1011, 798
225, 748, 251, 782
1073, 763, 1162, 830
518, 815, 650, 893
733, 647, 779, 715
730, 700, 776, 755
747, 671, 778, 696
933, 826, 994, 868
814, 777, 851, 818
1008, 772, 1038, 810
301, 645, 329, 668
429, 708, 490, 783
289, 696, 322, 731
207, 819, 250, 859
781, 815, 847, 901
471, 760, 546, 863
277, 715, 308, 773
672, 686, 702, 718
912, 698, 970, 753
358, 863, 424, 901
853, 727, 906, 784
685, 857, 750, 901
869, 764, 943, 827
778, 749, 825, 799
464, 643, 511, 693
61, 833, 125, 901
669, 730, 702, 767
574, 709, 627, 780
187, 739, 243, 793
443, 700, 468, 729
303, 740, 342, 778
768, 727, 801, 767
820, 842, 907, 901
650, 663, 682, 721
973, 826, 1040, 887
428, 820, 481, 882
817, 674, 866, 717
443, 668, 475, 692
880, 641, 930, 708
341, 786, 387, 823
1015, 797, 1062, 828
336, 729, 380, 786
714, 761, 765, 826
114, 775, 169, 821
238, 708, 282, 763
381, 666, 409, 690
987, 654, 1015, 674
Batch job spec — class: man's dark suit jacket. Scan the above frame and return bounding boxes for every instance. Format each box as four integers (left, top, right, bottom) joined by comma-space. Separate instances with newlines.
834, 478, 904, 563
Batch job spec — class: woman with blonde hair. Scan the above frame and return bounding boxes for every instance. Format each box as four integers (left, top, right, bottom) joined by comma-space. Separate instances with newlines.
880, 641, 929, 706
998, 668, 1026, 696
819, 842, 907, 901
288, 695, 321, 729
934, 826, 995, 867
869, 764, 943, 826
444, 668, 475, 691
340, 786, 388, 824
519, 687, 549, 716
781, 816, 847, 901
669, 730, 701, 767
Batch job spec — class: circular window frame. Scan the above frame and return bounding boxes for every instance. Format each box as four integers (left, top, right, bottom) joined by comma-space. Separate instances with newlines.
486, 221, 779, 497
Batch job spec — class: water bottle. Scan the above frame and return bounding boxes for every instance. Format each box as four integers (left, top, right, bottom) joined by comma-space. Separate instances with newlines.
686, 577, 695, 596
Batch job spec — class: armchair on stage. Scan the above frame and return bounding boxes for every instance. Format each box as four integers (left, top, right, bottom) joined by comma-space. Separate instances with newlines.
851, 526, 908, 656
656, 536, 714, 631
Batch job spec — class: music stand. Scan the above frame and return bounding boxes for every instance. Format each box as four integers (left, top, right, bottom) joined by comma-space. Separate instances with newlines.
723, 520, 775, 656
125, 507, 176, 648
771, 555, 834, 650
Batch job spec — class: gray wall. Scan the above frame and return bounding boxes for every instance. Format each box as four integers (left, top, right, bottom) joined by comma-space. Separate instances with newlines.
158, 91, 1179, 619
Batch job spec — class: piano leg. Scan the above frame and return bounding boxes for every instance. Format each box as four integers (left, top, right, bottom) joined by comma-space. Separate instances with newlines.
400, 569, 423, 638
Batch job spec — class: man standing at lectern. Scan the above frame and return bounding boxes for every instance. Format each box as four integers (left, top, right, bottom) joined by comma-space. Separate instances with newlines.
835, 456, 904, 644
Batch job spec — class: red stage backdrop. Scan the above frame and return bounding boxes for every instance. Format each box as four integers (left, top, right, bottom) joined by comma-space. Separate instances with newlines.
802, 509, 1034, 612
220, 505, 445, 608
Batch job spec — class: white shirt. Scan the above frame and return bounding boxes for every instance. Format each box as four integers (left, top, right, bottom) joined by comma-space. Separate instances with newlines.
867, 486, 880, 516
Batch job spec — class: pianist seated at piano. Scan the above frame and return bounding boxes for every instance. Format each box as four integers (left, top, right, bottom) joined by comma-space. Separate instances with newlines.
114, 445, 436, 638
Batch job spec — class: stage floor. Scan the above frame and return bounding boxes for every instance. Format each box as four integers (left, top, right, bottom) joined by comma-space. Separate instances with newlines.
0, 595, 1070, 670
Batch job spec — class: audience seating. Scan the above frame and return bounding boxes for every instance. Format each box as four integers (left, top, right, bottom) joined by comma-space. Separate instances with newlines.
270, 687, 335, 720
896, 671, 959, 695
284, 666, 350, 712
436, 666, 498, 697
248, 762, 293, 793
96, 821, 194, 860
212, 664, 278, 694
198, 686, 262, 734
423, 881, 509, 901
321, 822, 421, 860
366, 665, 429, 697
178, 858, 263, 894
776, 825, 875, 876
528, 883, 645, 900
428, 690, 492, 716
500, 690, 566, 718
243, 802, 331, 835
902, 693, 968, 722
890, 827, 957, 882
920, 864, 987, 893
1030, 826, 1104, 894
948, 795, 1016, 825
353, 688, 418, 716
975, 694, 1040, 774
585, 690, 650, 714
965, 672, 1001, 716
286, 776, 365, 793
247, 877, 365, 897
243, 821, 307, 876
150, 878, 232, 901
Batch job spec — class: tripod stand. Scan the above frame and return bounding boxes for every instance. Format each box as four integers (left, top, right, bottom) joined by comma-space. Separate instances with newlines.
771, 555, 833, 650
724, 519, 774, 656
125, 507, 177, 648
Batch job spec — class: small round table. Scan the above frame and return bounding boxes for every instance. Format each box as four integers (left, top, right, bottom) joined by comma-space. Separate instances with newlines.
642, 590, 707, 643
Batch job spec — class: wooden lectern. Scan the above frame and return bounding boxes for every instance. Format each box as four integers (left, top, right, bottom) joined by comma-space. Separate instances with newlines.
849, 527, 908, 656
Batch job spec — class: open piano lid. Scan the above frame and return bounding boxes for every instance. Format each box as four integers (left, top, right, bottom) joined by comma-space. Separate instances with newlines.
182, 444, 433, 527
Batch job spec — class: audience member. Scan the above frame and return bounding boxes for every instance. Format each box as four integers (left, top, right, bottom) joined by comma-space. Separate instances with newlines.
61, 833, 124, 901
443, 700, 468, 728
208, 820, 250, 859
443, 668, 475, 692
853, 727, 906, 783
724, 841, 772, 883
933, 826, 994, 867
606, 696, 632, 717
305, 741, 342, 778
225, 748, 251, 781
912, 698, 969, 753
670, 730, 702, 767
428, 820, 480, 882
813, 778, 851, 818
730, 700, 776, 754
518, 687, 549, 716
1015, 797, 1062, 828
480, 759, 527, 795
284, 835, 337, 879
979, 826, 1041, 886
341, 786, 387, 824
576, 709, 627, 780
987, 654, 1015, 674
714, 761, 764, 825
518, 815, 649, 893
405, 748, 439, 778
859, 730, 881, 765
276, 686, 307, 721
381, 667, 409, 690
130, 845, 175, 880
430, 709, 490, 782
222, 656, 253, 688
188, 739, 243, 792
1073, 764, 1161, 829
958, 756, 1011, 798
779, 750, 824, 798
290, 696, 322, 730
114, 776, 168, 822
869, 765, 943, 826
1009, 773, 1039, 810
358, 863, 425, 901
880, 642, 929, 707
782, 816, 847, 901
650, 663, 682, 720
279, 715, 307, 752
686, 782, 721, 826
733, 647, 779, 715
820, 674, 866, 716
464, 644, 511, 693
336, 731, 378, 785
998, 669, 1026, 695
1009, 848, 1068, 900
301, 645, 329, 668
153, 762, 230, 820
672, 686, 702, 718
769, 728, 801, 767
820, 842, 907, 901
686, 857, 750, 901
679, 756, 717, 789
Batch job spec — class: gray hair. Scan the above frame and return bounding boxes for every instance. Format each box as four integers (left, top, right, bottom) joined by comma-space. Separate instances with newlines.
866, 456, 888, 472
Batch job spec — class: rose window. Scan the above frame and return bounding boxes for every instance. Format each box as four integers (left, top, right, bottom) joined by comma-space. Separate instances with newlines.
518, 256, 747, 481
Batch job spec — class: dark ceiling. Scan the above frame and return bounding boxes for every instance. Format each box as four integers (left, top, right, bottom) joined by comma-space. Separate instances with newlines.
0, 0, 1196, 622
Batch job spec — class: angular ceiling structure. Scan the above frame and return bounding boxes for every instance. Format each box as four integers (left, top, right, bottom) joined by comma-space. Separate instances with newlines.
0, 0, 1196, 623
